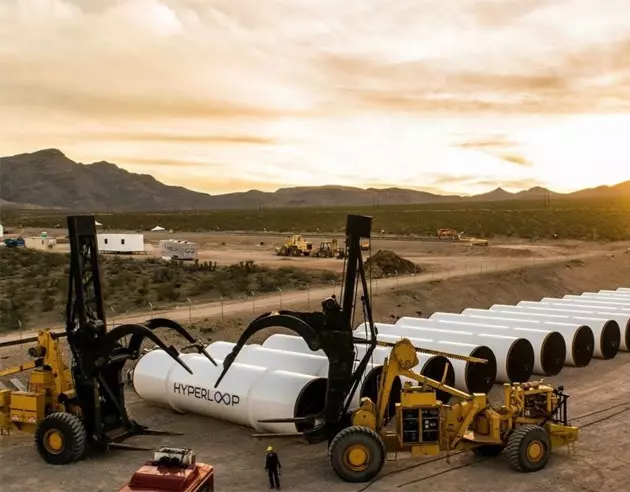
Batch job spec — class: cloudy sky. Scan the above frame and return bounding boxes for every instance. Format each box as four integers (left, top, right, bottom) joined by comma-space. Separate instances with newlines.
1, 0, 629, 195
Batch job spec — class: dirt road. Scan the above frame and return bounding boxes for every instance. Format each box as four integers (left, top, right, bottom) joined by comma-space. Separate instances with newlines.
0, 252, 600, 345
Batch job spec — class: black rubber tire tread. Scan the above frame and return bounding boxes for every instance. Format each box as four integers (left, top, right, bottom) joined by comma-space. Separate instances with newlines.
35, 412, 87, 465
506, 424, 551, 472
328, 426, 386, 483
472, 444, 504, 457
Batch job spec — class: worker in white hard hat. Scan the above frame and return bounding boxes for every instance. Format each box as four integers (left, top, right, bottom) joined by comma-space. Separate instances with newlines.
264, 445, 282, 489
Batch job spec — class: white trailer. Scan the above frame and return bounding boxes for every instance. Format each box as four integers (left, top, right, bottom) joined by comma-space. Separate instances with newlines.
159, 239, 198, 260
24, 236, 57, 250
97, 233, 145, 254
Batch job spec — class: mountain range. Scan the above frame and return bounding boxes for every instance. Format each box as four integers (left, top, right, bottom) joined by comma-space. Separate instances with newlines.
1, 149, 628, 212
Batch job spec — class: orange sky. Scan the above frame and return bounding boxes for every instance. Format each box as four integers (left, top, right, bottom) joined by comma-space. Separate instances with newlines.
1, 0, 629, 195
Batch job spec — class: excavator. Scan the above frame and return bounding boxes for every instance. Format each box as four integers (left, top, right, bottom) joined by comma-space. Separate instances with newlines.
0, 215, 217, 465
214, 214, 579, 482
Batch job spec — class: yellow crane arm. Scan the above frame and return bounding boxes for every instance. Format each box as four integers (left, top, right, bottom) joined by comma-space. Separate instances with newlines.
374, 338, 474, 431
0, 361, 38, 377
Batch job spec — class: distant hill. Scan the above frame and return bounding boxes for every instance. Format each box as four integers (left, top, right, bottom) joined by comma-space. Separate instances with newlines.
0, 149, 626, 212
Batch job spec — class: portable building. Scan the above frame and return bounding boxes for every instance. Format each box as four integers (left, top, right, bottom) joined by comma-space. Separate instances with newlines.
24, 236, 57, 250
97, 233, 145, 254
159, 239, 198, 260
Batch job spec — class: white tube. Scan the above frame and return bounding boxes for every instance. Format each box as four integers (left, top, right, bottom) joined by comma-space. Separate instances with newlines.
616, 288, 630, 293
577, 292, 630, 305
537, 299, 630, 351
562, 294, 630, 309
460, 308, 594, 367
353, 328, 496, 393
385, 319, 535, 384
206, 341, 330, 376
132, 349, 327, 433
491, 304, 620, 359
599, 289, 630, 297
430, 312, 566, 376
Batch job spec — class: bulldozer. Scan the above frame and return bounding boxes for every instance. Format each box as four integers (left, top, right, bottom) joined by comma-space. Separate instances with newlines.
215, 214, 579, 483
275, 235, 313, 256
0, 215, 216, 465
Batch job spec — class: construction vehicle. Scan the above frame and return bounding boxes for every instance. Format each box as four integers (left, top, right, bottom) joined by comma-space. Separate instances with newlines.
215, 214, 579, 482
327, 338, 578, 481
0, 215, 216, 465
275, 235, 313, 256
437, 228, 461, 240
312, 239, 344, 258
360, 240, 369, 251
119, 447, 214, 492
0, 329, 73, 434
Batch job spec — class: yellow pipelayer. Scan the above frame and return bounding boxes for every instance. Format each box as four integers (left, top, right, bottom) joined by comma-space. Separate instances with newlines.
328, 338, 579, 483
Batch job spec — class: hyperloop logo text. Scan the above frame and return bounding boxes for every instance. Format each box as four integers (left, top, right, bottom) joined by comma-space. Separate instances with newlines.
173, 382, 240, 405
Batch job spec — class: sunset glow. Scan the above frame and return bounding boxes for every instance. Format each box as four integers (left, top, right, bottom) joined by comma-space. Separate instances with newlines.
1, 0, 629, 195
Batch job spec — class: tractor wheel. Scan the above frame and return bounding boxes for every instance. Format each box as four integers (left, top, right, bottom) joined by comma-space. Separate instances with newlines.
506, 424, 551, 472
328, 426, 385, 482
35, 412, 87, 465
472, 444, 504, 457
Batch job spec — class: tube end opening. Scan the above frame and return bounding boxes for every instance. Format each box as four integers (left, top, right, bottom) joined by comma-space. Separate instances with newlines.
506, 339, 535, 384
361, 367, 401, 416
466, 346, 496, 393
294, 378, 328, 433
572, 326, 594, 367
422, 356, 455, 403
540, 332, 566, 376
600, 320, 621, 359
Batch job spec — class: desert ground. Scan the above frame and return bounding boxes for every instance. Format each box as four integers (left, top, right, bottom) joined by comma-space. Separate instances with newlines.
1, 233, 630, 492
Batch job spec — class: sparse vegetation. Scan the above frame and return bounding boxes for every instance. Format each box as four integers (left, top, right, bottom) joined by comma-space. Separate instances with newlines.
5, 196, 630, 240
0, 248, 339, 332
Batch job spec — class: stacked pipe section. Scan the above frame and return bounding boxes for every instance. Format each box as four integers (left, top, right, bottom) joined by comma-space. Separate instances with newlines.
261, 334, 457, 404
387, 318, 534, 384
352, 325, 497, 394
132, 349, 329, 434
532, 297, 630, 351
486, 304, 620, 359
428, 312, 566, 376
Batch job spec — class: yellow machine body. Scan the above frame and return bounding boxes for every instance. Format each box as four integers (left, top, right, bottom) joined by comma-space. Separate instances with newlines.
275, 235, 313, 256
0, 329, 74, 434
331, 338, 579, 482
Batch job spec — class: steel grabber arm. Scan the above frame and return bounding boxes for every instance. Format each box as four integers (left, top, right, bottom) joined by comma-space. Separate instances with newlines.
213, 310, 325, 388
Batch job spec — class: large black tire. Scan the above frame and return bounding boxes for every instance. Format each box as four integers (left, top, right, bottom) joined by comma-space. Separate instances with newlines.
328, 426, 386, 483
35, 412, 87, 465
507, 424, 551, 472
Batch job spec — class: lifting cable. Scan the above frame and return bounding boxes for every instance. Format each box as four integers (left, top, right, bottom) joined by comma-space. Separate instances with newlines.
355, 399, 630, 492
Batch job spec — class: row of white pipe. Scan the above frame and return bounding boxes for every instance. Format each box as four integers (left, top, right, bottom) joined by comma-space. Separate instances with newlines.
132, 287, 630, 434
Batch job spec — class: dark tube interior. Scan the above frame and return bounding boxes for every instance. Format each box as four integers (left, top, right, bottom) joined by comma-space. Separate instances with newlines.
293, 377, 327, 433
465, 346, 497, 393
421, 356, 455, 403
625, 320, 630, 352
540, 332, 566, 376
572, 326, 595, 367
361, 366, 402, 417
505, 339, 534, 383
599, 320, 621, 359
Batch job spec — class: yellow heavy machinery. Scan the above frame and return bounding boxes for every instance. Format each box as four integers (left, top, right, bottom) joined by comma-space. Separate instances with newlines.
275, 235, 313, 256
327, 338, 579, 482
0, 329, 73, 434
312, 239, 344, 258
437, 228, 461, 240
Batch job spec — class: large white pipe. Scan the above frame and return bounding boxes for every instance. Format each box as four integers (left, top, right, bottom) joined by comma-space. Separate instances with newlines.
206, 341, 330, 377
429, 312, 566, 376
577, 292, 630, 304
616, 288, 630, 293
490, 304, 620, 359
132, 350, 327, 433
387, 319, 535, 384
562, 295, 630, 309
536, 298, 630, 351
598, 289, 630, 297
461, 308, 594, 367
260, 334, 456, 403
353, 326, 497, 393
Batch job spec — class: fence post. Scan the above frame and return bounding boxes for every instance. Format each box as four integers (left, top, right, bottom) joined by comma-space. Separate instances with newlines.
220, 295, 224, 320
251, 291, 256, 312
110, 305, 116, 329
148, 302, 154, 320
306, 284, 311, 309
187, 298, 192, 325
278, 287, 283, 309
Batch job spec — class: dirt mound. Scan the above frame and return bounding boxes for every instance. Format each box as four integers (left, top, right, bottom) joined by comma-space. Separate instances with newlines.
364, 249, 422, 278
